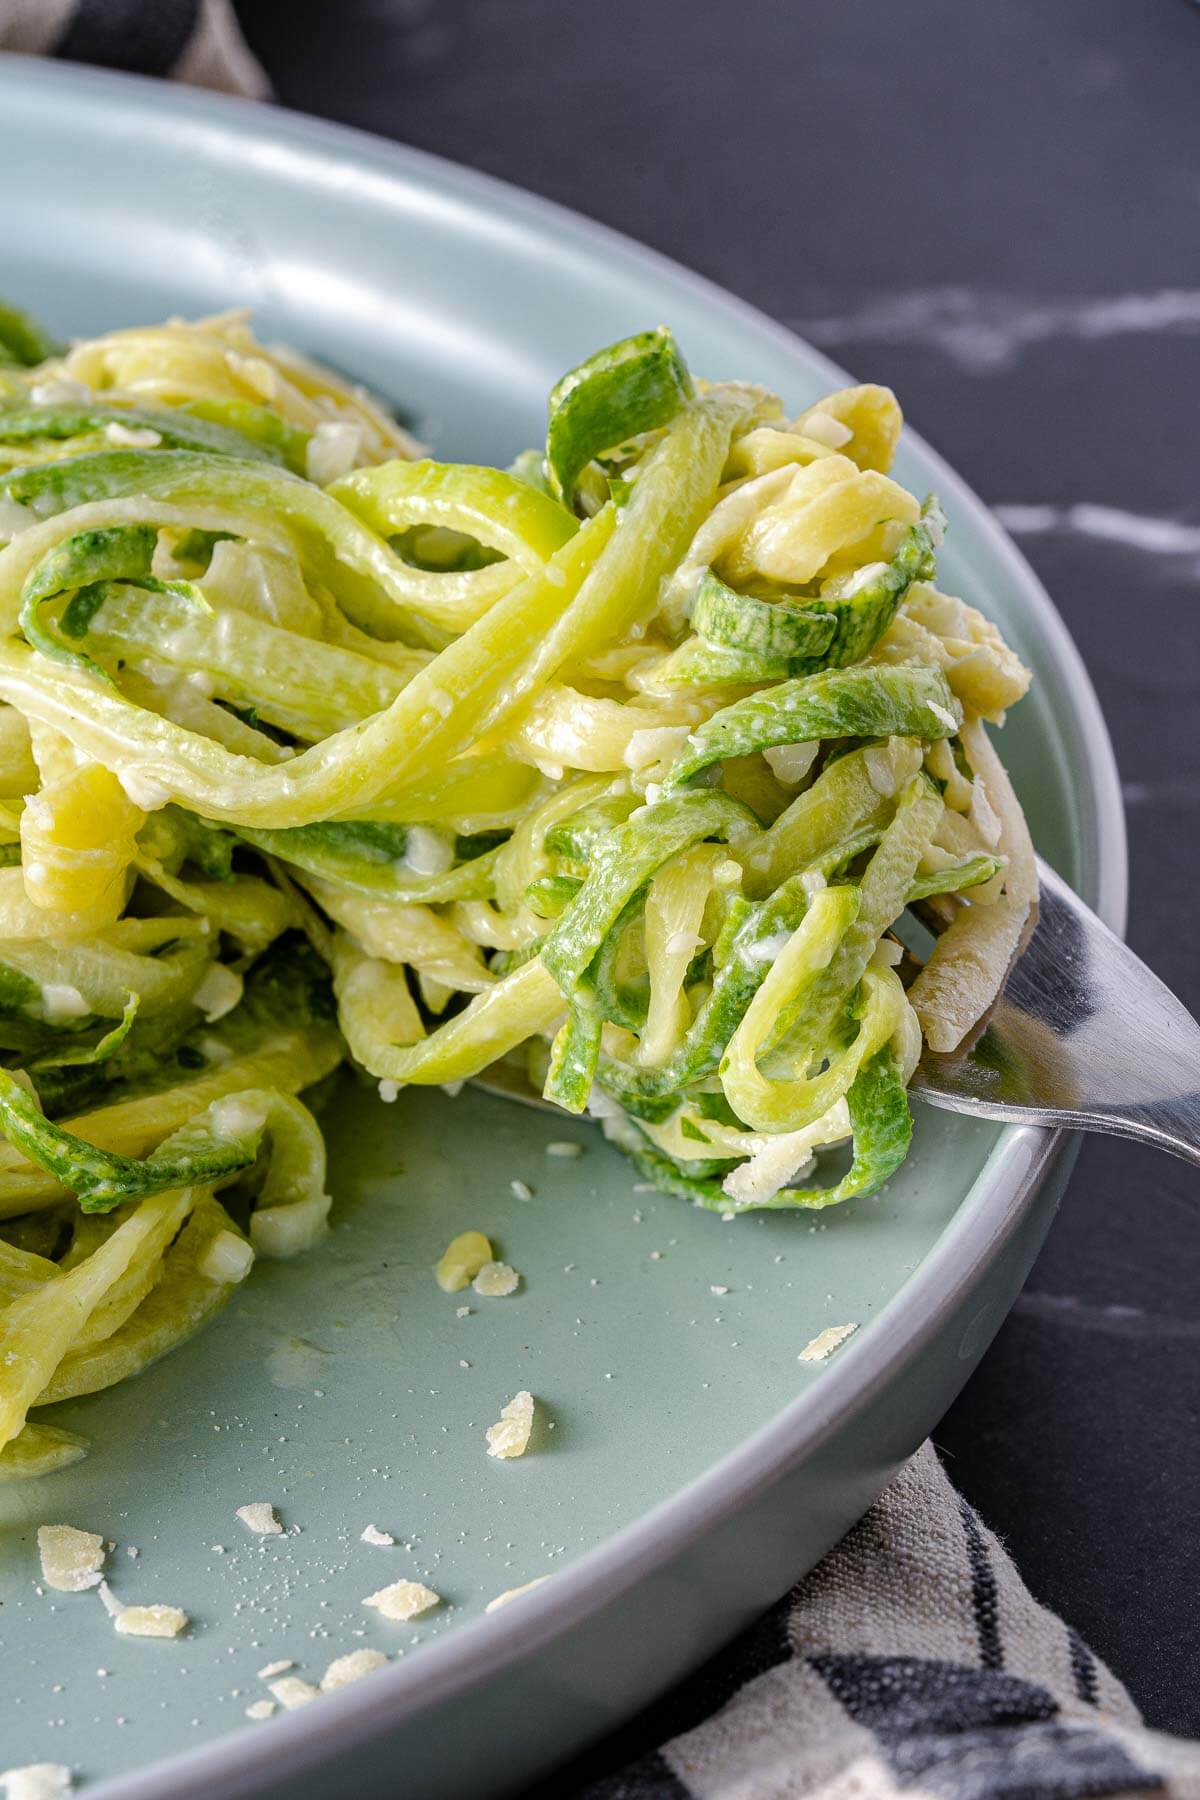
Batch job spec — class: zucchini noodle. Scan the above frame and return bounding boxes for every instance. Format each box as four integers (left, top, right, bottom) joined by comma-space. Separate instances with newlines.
0, 306, 1035, 1475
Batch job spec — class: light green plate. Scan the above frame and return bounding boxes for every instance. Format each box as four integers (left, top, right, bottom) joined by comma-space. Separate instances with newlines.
0, 59, 1125, 1799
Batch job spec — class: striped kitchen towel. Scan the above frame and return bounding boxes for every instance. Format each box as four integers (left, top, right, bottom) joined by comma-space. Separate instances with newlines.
591, 1444, 1200, 1799
0, 0, 267, 96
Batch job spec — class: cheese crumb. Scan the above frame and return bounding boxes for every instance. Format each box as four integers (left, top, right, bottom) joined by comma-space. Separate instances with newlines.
0, 1765, 73, 1800
321, 1648, 388, 1692
269, 1675, 321, 1711
114, 1603, 188, 1639
485, 1390, 535, 1460
377, 1079, 399, 1103
245, 1700, 275, 1721
472, 1260, 519, 1298
510, 1178, 533, 1201
455, 1305, 471, 1319
434, 1229, 493, 1294
545, 1141, 583, 1158
360, 1525, 395, 1547
799, 1322, 859, 1363
237, 1503, 284, 1536
37, 1525, 105, 1593
710, 1285, 730, 1297
485, 1576, 550, 1613
363, 1578, 441, 1622
256, 1659, 294, 1680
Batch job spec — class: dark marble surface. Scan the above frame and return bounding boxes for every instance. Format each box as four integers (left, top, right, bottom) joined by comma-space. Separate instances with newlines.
240, 0, 1196, 1756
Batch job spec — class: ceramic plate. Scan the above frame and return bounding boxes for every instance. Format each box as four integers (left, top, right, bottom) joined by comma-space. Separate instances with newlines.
0, 59, 1125, 1800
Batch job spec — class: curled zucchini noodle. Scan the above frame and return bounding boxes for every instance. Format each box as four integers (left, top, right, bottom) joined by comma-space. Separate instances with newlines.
0, 303, 1035, 1477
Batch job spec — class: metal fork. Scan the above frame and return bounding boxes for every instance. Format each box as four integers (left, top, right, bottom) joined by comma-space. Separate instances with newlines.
910, 857, 1200, 1165
473, 859, 1200, 1166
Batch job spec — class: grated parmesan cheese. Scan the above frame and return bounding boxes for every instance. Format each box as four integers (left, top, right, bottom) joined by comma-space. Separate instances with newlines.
434, 1230, 493, 1294
236, 1502, 284, 1536
485, 1390, 535, 1460
360, 1525, 394, 1547
363, 1578, 440, 1622
485, 1575, 550, 1613
473, 1260, 519, 1298
799, 1322, 859, 1362
245, 1700, 275, 1721
510, 1178, 533, 1201
545, 1141, 583, 1158
37, 1525, 105, 1593
321, 1648, 388, 1692
256, 1659, 294, 1680
268, 1675, 320, 1711
0, 1765, 73, 1800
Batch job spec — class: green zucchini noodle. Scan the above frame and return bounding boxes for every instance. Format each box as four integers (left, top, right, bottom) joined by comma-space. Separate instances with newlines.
0, 306, 1036, 1475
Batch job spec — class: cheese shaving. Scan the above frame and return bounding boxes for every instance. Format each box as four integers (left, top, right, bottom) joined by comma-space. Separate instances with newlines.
0, 1766, 73, 1800
363, 1578, 441, 1621
236, 1502, 284, 1536
472, 1260, 519, 1298
798, 1321, 859, 1362
485, 1575, 550, 1613
36, 1525, 105, 1593
486, 1389, 535, 1460
268, 1675, 320, 1710
114, 1603, 188, 1639
321, 1648, 388, 1691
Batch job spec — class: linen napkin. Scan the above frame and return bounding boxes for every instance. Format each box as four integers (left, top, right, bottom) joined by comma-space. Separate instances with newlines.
588, 1445, 1200, 1799
0, 0, 268, 96
1, 18, 1197, 1800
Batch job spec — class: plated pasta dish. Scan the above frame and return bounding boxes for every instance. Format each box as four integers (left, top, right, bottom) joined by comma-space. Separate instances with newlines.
0, 302, 1035, 1479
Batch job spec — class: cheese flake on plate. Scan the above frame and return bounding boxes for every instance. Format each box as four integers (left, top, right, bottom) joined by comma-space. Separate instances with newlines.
485, 1575, 550, 1614
36, 1526, 105, 1593
321, 1648, 388, 1691
363, 1579, 440, 1622
269, 1675, 320, 1711
114, 1603, 188, 1639
472, 1260, 519, 1298
798, 1321, 859, 1363
0, 1765, 73, 1800
236, 1502, 284, 1536
485, 1390, 535, 1460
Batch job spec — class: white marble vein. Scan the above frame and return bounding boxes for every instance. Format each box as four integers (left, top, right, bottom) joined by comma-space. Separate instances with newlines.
994, 502, 1200, 576
791, 287, 1200, 371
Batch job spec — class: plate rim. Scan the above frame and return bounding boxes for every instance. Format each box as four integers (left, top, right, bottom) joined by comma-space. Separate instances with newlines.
0, 56, 1127, 1799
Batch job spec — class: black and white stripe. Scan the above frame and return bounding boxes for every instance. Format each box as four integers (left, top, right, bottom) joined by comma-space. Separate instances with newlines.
581, 1447, 1196, 1798
0, 0, 268, 96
